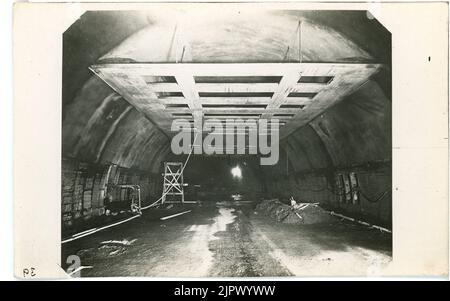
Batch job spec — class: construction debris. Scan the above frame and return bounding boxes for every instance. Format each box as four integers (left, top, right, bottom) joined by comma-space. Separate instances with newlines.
256, 198, 392, 232
100, 239, 137, 246
256, 198, 335, 225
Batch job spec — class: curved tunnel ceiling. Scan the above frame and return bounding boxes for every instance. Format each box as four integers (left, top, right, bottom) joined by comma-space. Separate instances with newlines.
99, 9, 374, 63
62, 9, 391, 173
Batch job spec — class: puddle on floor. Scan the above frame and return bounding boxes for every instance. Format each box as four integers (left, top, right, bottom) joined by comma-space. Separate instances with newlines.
183, 206, 237, 275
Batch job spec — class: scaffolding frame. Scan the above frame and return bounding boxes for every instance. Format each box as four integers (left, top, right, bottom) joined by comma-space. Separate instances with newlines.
161, 162, 185, 204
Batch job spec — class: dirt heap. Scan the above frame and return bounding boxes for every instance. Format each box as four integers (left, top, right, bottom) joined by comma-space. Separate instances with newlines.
256, 199, 335, 224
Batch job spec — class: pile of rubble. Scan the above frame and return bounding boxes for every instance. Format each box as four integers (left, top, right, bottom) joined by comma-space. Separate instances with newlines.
255, 197, 335, 224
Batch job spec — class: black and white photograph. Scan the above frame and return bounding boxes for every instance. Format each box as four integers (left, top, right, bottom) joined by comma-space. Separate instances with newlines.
60, 7, 392, 277
7, 0, 449, 284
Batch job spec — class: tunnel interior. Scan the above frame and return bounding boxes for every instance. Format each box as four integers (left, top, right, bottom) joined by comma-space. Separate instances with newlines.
61, 9, 391, 246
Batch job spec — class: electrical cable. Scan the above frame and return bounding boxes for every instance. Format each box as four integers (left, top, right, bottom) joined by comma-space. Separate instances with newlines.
327, 186, 391, 203
359, 189, 390, 203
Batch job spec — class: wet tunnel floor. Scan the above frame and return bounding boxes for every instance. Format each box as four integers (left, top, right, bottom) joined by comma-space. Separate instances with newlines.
62, 202, 392, 277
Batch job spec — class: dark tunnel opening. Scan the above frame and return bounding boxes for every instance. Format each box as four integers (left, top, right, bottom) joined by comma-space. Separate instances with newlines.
168, 155, 267, 200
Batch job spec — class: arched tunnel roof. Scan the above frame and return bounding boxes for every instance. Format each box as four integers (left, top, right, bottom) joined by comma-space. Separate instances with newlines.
62, 9, 391, 173
98, 9, 375, 63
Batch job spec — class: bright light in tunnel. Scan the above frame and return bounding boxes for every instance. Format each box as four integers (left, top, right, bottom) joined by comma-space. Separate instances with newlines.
231, 165, 242, 179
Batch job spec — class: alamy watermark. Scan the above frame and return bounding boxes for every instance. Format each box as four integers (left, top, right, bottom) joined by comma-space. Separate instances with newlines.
170, 116, 280, 165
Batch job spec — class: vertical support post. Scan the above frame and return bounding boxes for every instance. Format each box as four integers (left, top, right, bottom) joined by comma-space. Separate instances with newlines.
298, 20, 302, 63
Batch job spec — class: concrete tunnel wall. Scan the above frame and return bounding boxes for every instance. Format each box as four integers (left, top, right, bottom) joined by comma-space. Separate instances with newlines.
262, 79, 391, 226
61, 10, 391, 228
62, 78, 171, 225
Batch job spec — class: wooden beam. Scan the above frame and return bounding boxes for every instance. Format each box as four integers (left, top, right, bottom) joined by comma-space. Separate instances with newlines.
283, 97, 314, 105
91, 62, 381, 77
291, 83, 326, 93
166, 108, 301, 114
147, 82, 279, 93
173, 72, 202, 112
262, 71, 301, 119
196, 83, 278, 93
161, 97, 272, 105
